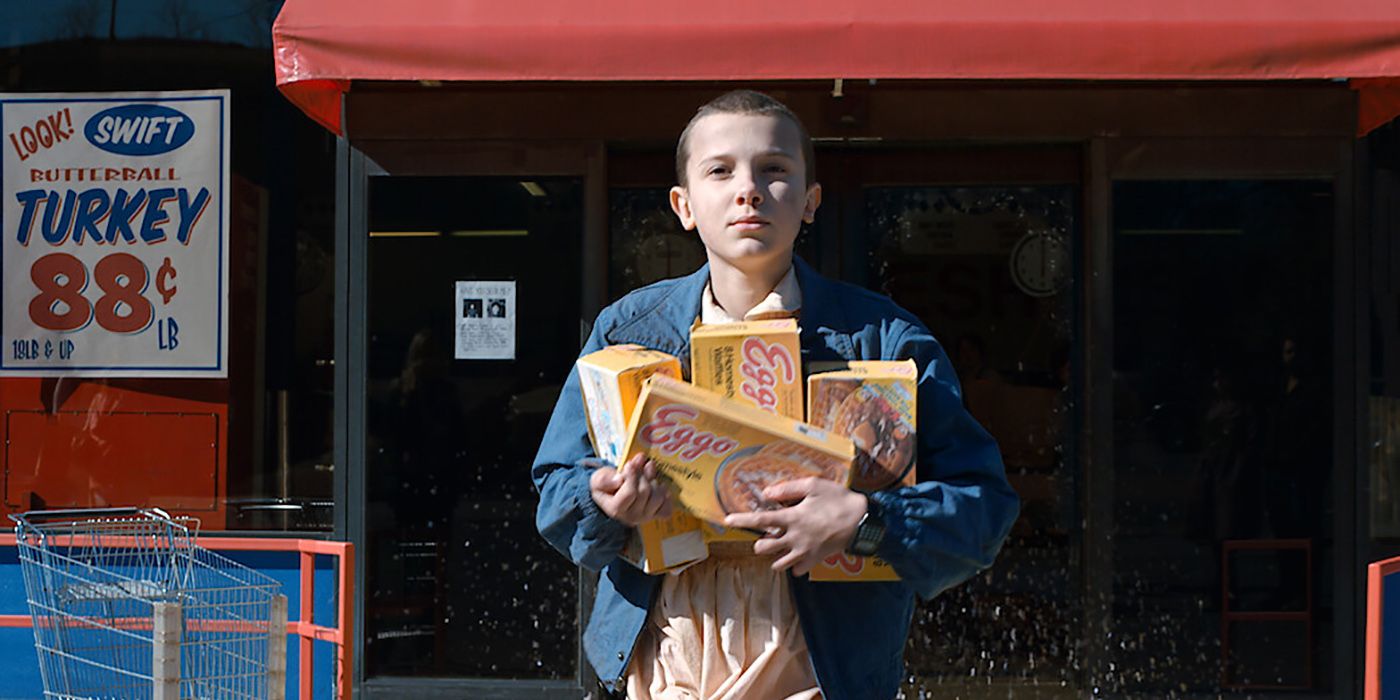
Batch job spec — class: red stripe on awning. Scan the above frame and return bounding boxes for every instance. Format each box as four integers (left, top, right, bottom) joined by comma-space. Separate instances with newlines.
273, 0, 1400, 136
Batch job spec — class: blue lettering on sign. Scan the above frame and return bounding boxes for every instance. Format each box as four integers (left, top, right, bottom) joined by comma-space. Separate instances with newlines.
11, 339, 38, 360
158, 317, 179, 351
73, 189, 110, 244
14, 187, 209, 246
84, 104, 195, 156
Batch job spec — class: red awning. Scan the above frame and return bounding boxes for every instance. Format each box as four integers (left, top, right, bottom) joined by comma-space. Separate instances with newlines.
273, 0, 1400, 136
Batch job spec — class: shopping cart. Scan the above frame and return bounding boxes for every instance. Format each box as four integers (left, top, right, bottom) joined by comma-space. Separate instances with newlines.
11, 507, 288, 700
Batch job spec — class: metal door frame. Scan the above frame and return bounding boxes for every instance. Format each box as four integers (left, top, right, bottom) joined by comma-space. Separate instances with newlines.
334, 122, 608, 698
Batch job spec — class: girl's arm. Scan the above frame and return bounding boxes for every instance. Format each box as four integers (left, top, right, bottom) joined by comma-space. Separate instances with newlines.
531, 320, 631, 571
722, 319, 1019, 593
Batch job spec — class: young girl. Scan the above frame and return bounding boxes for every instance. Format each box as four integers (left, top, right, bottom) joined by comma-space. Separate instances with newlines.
532, 91, 1019, 700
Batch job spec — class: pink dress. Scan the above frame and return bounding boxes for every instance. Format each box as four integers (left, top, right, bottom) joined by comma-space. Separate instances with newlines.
626, 268, 822, 700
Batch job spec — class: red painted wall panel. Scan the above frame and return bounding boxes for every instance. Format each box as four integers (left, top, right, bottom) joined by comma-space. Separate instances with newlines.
0, 378, 229, 524
5, 408, 220, 511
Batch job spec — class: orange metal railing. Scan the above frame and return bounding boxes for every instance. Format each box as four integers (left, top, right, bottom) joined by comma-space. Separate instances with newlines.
0, 533, 354, 700
1366, 554, 1400, 700
1220, 538, 1313, 690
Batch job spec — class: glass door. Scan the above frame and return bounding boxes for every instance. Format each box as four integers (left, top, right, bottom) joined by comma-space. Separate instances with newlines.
832, 150, 1083, 694
362, 175, 584, 682
1108, 179, 1334, 693
861, 183, 1078, 688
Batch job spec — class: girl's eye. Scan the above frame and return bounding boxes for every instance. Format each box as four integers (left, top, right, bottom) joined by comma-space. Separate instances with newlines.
765, 164, 789, 174
707, 166, 729, 176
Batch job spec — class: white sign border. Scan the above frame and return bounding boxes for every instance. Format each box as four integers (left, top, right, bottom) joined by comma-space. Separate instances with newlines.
0, 90, 230, 378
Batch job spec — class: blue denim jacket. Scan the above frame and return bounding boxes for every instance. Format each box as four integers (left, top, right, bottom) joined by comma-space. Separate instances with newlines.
532, 257, 1019, 700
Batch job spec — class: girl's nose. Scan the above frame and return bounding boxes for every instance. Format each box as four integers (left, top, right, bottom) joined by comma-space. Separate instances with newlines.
734, 174, 763, 207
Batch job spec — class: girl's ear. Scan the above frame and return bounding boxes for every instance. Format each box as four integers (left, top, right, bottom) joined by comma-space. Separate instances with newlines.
803, 182, 823, 224
670, 186, 697, 231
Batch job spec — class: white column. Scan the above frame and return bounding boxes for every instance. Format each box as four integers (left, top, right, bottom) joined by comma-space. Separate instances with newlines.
269, 594, 288, 700
152, 601, 181, 700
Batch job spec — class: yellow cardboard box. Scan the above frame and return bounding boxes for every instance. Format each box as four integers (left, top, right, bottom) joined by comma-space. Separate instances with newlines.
577, 344, 682, 465
621, 508, 708, 574
813, 552, 900, 581
690, 319, 803, 419
623, 375, 853, 526
576, 345, 705, 573
806, 360, 918, 582
691, 320, 803, 541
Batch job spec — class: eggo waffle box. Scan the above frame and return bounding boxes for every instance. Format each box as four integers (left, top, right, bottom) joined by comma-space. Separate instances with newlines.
813, 551, 900, 582
575, 345, 705, 573
690, 319, 804, 542
577, 344, 683, 465
622, 375, 854, 527
698, 519, 752, 543
697, 437, 855, 541
806, 360, 918, 582
621, 508, 708, 575
690, 320, 803, 420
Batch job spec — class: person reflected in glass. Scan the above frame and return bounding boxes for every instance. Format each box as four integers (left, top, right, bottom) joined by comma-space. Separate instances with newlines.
955, 333, 1004, 439
1260, 335, 1325, 539
1193, 363, 1260, 541
392, 327, 465, 532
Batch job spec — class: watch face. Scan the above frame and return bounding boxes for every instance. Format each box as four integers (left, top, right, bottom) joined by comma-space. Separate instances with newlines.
1010, 232, 1069, 298
850, 517, 883, 556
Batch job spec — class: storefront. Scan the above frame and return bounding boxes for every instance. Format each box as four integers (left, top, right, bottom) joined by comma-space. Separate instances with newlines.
0, 5, 350, 695
2, 1, 1399, 698
266, 2, 1400, 697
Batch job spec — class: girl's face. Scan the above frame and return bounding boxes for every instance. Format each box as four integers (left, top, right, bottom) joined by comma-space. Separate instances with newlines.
670, 113, 820, 275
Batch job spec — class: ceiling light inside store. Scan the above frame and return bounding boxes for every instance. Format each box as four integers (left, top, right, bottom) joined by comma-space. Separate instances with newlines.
519, 181, 547, 197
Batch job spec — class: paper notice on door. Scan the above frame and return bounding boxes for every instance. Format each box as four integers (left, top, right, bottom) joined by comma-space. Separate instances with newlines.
455, 280, 515, 360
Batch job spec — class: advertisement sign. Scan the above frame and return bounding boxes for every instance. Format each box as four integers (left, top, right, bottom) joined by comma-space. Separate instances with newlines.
1, 91, 229, 377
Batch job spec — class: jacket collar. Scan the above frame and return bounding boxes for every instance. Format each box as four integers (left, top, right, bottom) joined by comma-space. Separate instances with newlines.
791, 255, 851, 333
603, 263, 708, 355
603, 255, 851, 359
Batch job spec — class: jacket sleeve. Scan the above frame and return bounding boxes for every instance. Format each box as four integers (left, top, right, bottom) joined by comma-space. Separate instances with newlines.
867, 321, 1021, 600
531, 316, 630, 571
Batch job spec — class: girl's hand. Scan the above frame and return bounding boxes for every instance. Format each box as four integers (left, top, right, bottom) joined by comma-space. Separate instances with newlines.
722, 477, 867, 576
589, 453, 674, 526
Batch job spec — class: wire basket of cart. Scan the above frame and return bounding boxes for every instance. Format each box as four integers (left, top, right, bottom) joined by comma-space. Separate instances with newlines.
10, 507, 288, 700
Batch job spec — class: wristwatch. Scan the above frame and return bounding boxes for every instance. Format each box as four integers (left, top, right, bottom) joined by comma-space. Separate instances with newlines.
846, 496, 886, 557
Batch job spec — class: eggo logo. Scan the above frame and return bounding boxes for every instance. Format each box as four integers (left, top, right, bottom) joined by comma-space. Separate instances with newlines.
639, 405, 739, 461
739, 337, 795, 413
823, 552, 866, 575
85, 104, 195, 156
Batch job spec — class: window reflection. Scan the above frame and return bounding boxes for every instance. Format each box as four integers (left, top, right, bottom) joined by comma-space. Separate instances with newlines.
365, 177, 581, 679
610, 189, 708, 296
0, 0, 328, 532
1112, 180, 1332, 692
1371, 397, 1400, 537
0, 136, 335, 533
0, 0, 281, 48
864, 186, 1080, 685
